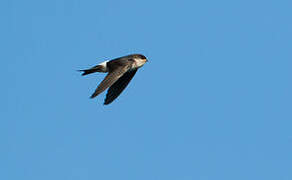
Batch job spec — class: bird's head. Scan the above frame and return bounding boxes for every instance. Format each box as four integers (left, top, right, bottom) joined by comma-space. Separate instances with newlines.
131, 54, 148, 68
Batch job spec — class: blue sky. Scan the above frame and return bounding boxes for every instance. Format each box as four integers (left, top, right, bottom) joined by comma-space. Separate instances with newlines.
1, 0, 292, 179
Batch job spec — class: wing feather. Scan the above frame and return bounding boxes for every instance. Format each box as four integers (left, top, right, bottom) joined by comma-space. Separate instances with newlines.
104, 69, 137, 105
90, 65, 130, 99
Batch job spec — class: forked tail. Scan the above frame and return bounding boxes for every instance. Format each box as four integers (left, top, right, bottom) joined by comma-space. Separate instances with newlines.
78, 65, 106, 76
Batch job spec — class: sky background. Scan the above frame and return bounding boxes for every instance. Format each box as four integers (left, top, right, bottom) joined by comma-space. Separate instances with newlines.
1, 0, 292, 179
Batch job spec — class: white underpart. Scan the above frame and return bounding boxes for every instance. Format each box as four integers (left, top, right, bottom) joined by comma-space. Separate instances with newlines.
98, 60, 109, 72
133, 58, 146, 69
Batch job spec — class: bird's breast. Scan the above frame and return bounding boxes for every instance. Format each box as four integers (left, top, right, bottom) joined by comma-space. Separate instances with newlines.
132, 59, 145, 69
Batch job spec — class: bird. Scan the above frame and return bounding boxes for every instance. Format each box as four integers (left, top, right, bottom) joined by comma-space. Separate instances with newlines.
79, 54, 148, 105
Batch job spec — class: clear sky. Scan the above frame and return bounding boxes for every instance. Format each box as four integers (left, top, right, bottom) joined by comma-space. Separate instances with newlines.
1, 0, 292, 179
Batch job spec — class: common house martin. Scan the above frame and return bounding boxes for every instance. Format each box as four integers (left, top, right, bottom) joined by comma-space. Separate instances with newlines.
79, 54, 148, 105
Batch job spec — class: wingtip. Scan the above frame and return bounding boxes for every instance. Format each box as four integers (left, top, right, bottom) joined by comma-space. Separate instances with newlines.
90, 94, 96, 99
103, 99, 113, 105
103, 102, 110, 105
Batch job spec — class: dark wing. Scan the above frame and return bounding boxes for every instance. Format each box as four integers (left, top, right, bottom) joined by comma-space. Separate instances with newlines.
104, 69, 138, 105
90, 65, 131, 99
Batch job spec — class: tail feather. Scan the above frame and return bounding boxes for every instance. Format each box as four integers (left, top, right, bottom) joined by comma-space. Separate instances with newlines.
78, 69, 97, 76
78, 65, 105, 76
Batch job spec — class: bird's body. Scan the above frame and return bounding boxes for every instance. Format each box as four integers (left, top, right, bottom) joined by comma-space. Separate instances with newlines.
79, 54, 148, 105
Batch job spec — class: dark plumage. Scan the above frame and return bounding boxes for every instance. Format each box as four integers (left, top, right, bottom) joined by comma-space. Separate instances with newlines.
79, 54, 147, 105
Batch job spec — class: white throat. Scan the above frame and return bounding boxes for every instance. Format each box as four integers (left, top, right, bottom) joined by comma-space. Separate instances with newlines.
133, 58, 146, 69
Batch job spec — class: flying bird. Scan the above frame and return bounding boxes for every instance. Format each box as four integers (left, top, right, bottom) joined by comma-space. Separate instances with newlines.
79, 54, 148, 105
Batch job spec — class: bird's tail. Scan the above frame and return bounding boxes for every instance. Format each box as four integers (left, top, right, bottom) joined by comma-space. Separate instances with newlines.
78, 69, 97, 76
78, 65, 105, 76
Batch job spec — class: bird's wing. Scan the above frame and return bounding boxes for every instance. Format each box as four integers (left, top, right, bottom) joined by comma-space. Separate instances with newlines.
90, 65, 131, 99
104, 69, 138, 105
